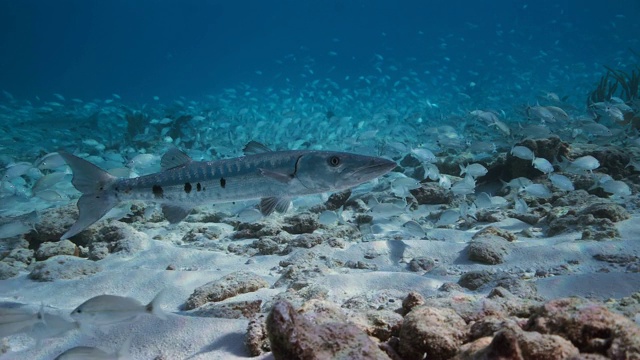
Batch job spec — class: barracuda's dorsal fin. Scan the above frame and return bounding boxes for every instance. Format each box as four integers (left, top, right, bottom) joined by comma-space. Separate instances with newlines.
260, 197, 291, 215
243, 141, 273, 155
161, 148, 192, 171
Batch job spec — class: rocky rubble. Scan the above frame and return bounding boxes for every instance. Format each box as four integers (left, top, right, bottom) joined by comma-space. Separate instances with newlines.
248, 292, 640, 360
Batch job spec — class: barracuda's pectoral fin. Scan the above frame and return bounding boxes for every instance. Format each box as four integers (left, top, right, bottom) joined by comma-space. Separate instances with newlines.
161, 204, 193, 223
259, 168, 293, 183
243, 141, 273, 155
161, 148, 192, 171
260, 197, 291, 216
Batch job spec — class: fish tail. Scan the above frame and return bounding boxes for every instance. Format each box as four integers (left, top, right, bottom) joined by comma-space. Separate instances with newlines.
58, 152, 118, 240
145, 289, 168, 320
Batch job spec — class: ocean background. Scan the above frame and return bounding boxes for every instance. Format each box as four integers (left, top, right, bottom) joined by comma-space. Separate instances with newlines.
1, 0, 638, 102
1, 1, 640, 359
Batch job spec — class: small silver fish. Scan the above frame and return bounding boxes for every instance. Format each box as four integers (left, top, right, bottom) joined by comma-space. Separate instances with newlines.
36, 152, 67, 170
236, 207, 263, 223
438, 175, 452, 190
451, 176, 476, 196
318, 210, 340, 225
0, 221, 33, 239
500, 177, 533, 191
567, 155, 600, 173
402, 220, 426, 238
532, 157, 554, 174
520, 124, 551, 139
55, 336, 131, 360
54, 346, 118, 360
520, 183, 553, 199
528, 105, 555, 123
474, 192, 493, 209
0, 302, 44, 338
32, 172, 68, 193
489, 118, 511, 136
600, 180, 631, 198
411, 148, 437, 163
548, 174, 574, 191
3, 162, 33, 181
459, 163, 488, 178
391, 177, 421, 197
70, 291, 166, 326
511, 146, 535, 161
30, 312, 79, 342
514, 195, 529, 214
436, 209, 460, 227
424, 163, 440, 181
545, 106, 569, 121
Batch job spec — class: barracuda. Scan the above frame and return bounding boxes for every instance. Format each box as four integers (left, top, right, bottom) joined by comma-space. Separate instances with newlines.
58, 141, 396, 239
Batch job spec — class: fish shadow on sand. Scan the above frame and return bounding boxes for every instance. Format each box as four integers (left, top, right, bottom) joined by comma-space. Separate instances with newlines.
386, 239, 408, 264
185, 331, 249, 359
452, 248, 475, 265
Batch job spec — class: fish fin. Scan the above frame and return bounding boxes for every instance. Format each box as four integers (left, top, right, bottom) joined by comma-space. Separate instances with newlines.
161, 147, 192, 171
259, 168, 293, 183
260, 197, 291, 216
161, 204, 192, 223
145, 289, 167, 320
58, 152, 119, 240
459, 164, 466, 176
61, 194, 118, 239
243, 141, 272, 155
59, 152, 117, 193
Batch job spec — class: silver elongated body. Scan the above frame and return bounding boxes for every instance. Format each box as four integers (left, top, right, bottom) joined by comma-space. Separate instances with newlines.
59, 142, 396, 239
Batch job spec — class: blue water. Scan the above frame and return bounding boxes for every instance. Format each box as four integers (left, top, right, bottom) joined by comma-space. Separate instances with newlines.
2, 2, 640, 359
1, 0, 638, 101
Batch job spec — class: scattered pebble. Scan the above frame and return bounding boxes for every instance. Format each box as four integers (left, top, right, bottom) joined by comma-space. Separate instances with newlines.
184, 271, 269, 310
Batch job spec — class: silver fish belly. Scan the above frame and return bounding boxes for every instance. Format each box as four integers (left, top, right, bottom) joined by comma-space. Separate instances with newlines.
59, 141, 395, 239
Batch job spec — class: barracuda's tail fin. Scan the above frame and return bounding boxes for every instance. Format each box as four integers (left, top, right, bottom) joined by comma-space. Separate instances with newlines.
58, 152, 118, 240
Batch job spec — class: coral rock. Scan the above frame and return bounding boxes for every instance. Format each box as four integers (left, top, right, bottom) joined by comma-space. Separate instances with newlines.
35, 240, 78, 261
526, 297, 640, 358
467, 236, 510, 265
28, 255, 101, 281
267, 300, 390, 360
398, 306, 467, 360
184, 271, 269, 310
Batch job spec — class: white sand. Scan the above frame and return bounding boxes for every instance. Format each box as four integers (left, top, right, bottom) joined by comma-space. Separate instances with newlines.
1, 214, 639, 359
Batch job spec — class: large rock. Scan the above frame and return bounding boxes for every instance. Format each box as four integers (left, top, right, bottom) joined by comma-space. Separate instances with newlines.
526, 297, 640, 358
455, 325, 579, 360
28, 255, 101, 281
398, 306, 467, 360
410, 182, 454, 205
467, 235, 510, 265
266, 300, 390, 360
0, 262, 20, 280
458, 270, 496, 291
35, 240, 78, 261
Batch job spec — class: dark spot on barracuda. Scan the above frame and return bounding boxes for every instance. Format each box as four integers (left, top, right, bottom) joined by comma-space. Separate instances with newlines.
220, 177, 226, 188
196, 182, 201, 192
152, 185, 163, 198
184, 182, 192, 193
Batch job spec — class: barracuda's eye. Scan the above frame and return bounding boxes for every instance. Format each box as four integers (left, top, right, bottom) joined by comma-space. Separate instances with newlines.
328, 156, 340, 167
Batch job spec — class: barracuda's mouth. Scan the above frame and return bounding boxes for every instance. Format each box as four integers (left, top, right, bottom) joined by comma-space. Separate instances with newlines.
345, 158, 396, 182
